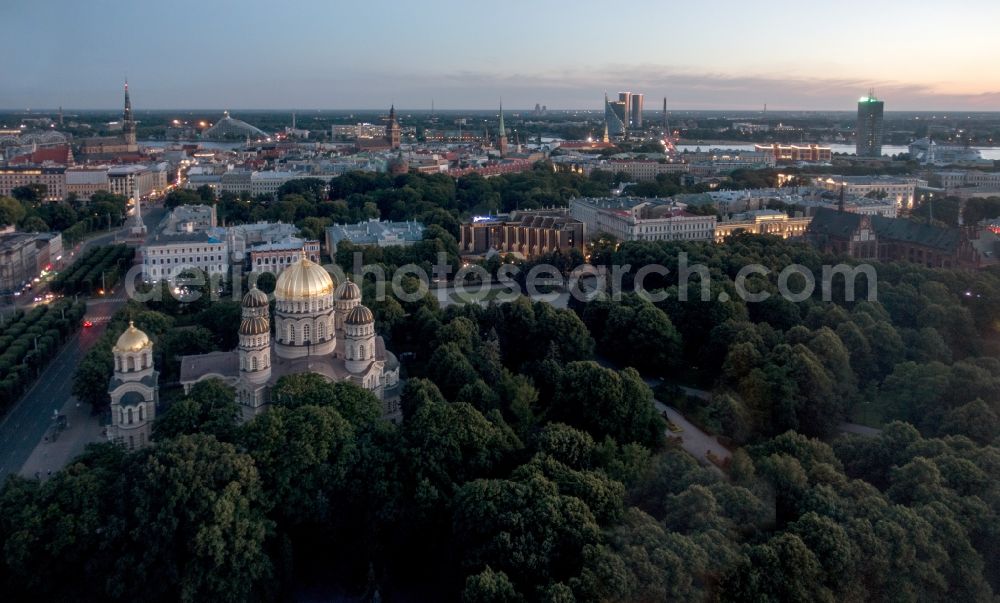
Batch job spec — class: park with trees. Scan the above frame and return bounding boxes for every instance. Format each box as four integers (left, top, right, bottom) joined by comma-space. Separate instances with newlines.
0, 225, 997, 600
1, 162, 999, 600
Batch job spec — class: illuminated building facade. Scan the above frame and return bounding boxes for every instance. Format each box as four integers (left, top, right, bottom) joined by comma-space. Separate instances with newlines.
856, 92, 884, 157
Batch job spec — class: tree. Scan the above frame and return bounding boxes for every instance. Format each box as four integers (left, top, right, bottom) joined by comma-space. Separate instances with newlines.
11, 183, 46, 205
271, 373, 382, 424
453, 469, 601, 592
720, 533, 831, 602
240, 404, 356, 527
0, 196, 27, 226
462, 567, 523, 603
153, 378, 239, 441
109, 434, 272, 603
549, 362, 663, 448
0, 444, 128, 601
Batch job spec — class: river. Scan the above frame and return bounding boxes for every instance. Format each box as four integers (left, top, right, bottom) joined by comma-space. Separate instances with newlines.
140, 139, 1000, 161
675, 143, 1000, 161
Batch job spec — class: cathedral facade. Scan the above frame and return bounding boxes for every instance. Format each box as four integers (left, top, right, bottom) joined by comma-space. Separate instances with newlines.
180, 254, 402, 420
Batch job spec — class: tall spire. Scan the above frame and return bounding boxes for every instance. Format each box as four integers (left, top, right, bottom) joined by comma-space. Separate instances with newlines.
386, 104, 401, 149
122, 78, 136, 146
497, 98, 508, 157
123, 79, 132, 121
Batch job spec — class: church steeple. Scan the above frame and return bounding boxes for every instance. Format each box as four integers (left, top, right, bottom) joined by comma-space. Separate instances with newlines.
122, 79, 137, 146
497, 99, 508, 157
386, 104, 401, 149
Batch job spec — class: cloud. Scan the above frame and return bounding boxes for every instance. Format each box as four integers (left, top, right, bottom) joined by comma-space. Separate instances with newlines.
6, 65, 999, 111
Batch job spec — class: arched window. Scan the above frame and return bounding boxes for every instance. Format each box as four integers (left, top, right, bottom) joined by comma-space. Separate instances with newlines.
317, 322, 325, 340
119, 408, 124, 424
139, 405, 145, 421
127, 356, 135, 371
303, 324, 310, 343
288, 324, 295, 343
252, 356, 258, 371
128, 435, 135, 450
360, 344, 366, 359
127, 408, 134, 424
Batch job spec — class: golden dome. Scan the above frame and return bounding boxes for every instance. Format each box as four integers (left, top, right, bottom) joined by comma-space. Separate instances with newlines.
274, 254, 335, 300
240, 316, 270, 335
242, 286, 269, 308
114, 321, 151, 352
345, 304, 374, 325
335, 278, 361, 301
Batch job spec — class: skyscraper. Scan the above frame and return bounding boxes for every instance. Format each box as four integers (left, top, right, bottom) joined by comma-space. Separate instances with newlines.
629, 93, 643, 128
856, 91, 884, 157
605, 93, 626, 136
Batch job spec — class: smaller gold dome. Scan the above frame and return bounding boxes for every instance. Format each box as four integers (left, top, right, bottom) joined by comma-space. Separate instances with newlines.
114, 321, 151, 352
345, 304, 374, 325
242, 286, 269, 308
335, 278, 361, 301
240, 316, 270, 336
275, 254, 335, 300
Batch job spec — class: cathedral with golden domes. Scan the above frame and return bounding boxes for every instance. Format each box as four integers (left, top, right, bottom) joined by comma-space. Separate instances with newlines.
179, 254, 401, 421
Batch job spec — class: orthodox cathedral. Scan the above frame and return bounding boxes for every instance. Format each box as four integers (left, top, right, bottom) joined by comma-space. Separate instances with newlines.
108, 254, 402, 450
180, 253, 402, 420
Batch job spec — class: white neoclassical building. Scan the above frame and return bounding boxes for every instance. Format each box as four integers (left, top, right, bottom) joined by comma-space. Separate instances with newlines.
179, 253, 401, 420
107, 322, 159, 450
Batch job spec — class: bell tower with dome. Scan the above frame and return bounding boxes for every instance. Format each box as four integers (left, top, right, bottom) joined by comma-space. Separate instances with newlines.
333, 277, 362, 342
108, 321, 159, 450
239, 287, 271, 382
344, 304, 377, 374
273, 252, 337, 359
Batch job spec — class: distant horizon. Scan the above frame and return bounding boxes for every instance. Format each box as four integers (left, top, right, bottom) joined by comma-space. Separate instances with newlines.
5, 106, 1000, 115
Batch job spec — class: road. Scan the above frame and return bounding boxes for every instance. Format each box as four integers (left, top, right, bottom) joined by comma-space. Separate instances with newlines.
0, 318, 113, 477
0, 206, 165, 478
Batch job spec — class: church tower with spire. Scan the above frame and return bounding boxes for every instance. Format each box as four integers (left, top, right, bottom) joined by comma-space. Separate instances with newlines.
386, 105, 401, 149
123, 80, 137, 147
497, 100, 508, 157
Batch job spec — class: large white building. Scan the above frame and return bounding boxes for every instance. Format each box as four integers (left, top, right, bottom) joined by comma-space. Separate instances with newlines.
569, 197, 715, 242
159, 204, 218, 234
108, 163, 168, 201
0, 166, 66, 201
936, 170, 1000, 191
225, 221, 299, 264
815, 175, 924, 209
325, 219, 426, 253
249, 237, 321, 275
603, 159, 689, 181
141, 231, 229, 281
250, 170, 298, 197
179, 256, 402, 420
65, 167, 110, 201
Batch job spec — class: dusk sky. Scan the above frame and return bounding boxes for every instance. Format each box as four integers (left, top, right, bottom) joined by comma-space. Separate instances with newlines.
3, 0, 1000, 111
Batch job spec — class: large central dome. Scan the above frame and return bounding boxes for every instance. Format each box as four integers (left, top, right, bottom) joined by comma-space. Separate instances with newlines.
275, 255, 335, 300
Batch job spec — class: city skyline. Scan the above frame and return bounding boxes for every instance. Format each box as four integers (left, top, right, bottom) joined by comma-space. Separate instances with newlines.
3, 0, 1000, 111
